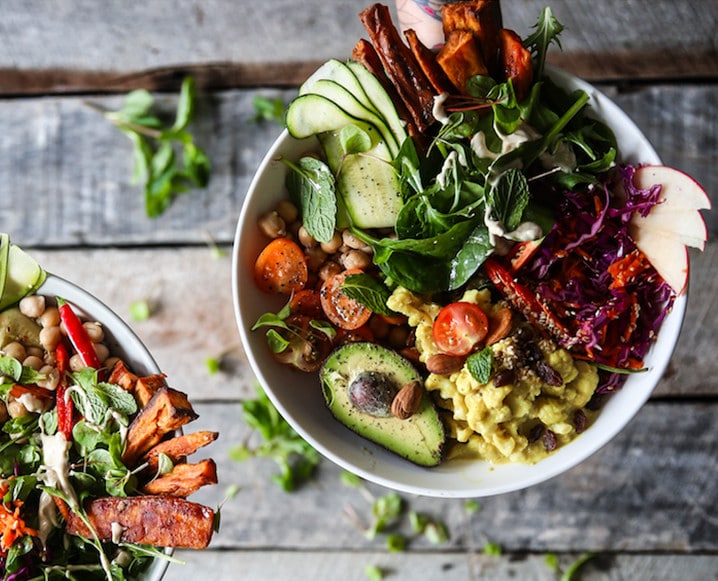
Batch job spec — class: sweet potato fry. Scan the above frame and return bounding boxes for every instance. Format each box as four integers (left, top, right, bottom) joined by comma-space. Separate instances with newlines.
122, 387, 198, 465
441, 0, 503, 76
404, 28, 457, 94
142, 430, 219, 472
134, 373, 168, 407
64, 495, 215, 549
359, 3, 437, 132
108, 360, 137, 392
500, 28, 533, 102
142, 459, 218, 497
436, 30, 488, 94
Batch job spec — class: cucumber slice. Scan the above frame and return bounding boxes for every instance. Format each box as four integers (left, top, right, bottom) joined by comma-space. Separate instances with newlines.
299, 59, 379, 116
0, 233, 9, 302
301, 79, 400, 155
346, 61, 408, 147
286, 93, 393, 155
0, 242, 47, 310
319, 131, 402, 229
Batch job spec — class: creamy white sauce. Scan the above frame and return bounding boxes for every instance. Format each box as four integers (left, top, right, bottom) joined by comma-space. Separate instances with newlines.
16, 392, 48, 414
40, 432, 78, 509
37, 490, 59, 545
539, 141, 577, 173
432, 92, 450, 124
436, 150, 458, 188
471, 123, 542, 162
111, 521, 125, 544
483, 206, 543, 246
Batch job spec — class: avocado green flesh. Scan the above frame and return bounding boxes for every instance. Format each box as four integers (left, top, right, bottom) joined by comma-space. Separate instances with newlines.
320, 342, 445, 467
0, 308, 42, 349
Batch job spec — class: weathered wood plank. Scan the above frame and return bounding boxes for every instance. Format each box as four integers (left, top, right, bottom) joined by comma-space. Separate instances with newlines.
175, 400, 718, 553
1, 84, 715, 247
27, 246, 718, 400
1, 0, 716, 94
163, 551, 718, 581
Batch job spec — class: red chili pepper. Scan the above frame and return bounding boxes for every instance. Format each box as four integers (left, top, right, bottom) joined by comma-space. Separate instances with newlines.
57, 297, 101, 369
55, 341, 74, 439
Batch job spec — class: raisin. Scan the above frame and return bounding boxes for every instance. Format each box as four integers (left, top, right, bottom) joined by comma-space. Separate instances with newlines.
493, 369, 516, 387
542, 429, 558, 452
535, 360, 563, 386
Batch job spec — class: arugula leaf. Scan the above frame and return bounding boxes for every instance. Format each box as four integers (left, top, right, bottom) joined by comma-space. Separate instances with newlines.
92, 76, 210, 218
284, 156, 337, 244
524, 7, 565, 79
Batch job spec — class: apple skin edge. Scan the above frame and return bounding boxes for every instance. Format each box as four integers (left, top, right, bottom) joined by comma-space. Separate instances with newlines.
626, 165, 711, 295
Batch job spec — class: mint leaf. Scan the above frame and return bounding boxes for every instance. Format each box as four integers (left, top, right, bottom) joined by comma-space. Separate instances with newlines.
466, 347, 493, 384
340, 273, 394, 316
488, 168, 530, 233
284, 156, 337, 244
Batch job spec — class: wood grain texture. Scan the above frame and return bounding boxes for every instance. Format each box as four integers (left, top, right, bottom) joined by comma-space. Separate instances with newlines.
1, 84, 715, 247
163, 551, 718, 581
0, 0, 716, 94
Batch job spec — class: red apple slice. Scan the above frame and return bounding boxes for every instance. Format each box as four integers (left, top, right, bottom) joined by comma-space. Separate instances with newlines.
634, 165, 712, 210
629, 225, 689, 294
631, 208, 707, 250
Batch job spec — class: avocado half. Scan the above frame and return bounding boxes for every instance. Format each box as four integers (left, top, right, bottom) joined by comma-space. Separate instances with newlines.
320, 342, 445, 467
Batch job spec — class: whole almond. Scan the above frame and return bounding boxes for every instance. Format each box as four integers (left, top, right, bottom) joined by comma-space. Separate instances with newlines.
391, 380, 423, 420
425, 353, 466, 375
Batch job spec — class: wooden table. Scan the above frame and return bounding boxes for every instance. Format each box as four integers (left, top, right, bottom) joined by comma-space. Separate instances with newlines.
1, 1, 716, 579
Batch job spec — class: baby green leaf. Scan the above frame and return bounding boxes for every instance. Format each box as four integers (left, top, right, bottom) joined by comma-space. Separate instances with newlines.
339, 125, 372, 156
340, 273, 394, 316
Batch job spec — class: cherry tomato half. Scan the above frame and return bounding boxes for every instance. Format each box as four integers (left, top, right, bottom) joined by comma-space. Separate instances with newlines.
432, 302, 489, 357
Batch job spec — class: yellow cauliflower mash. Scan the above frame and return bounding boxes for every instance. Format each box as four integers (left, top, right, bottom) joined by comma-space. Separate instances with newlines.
387, 287, 599, 464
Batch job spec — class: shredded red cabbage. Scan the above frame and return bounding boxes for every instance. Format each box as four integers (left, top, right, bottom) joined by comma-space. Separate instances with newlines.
522, 165, 675, 392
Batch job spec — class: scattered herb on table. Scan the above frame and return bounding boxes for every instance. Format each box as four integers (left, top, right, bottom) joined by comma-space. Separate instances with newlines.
88, 76, 211, 218
129, 298, 152, 321
230, 385, 320, 491
250, 95, 288, 124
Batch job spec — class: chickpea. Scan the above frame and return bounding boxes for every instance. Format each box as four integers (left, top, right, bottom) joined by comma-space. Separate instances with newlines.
287, 220, 302, 239
38, 306, 61, 328
342, 230, 366, 250
7, 398, 28, 419
276, 199, 299, 224
23, 355, 44, 371
27, 346, 44, 358
305, 246, 327, 272
258, 210, 286, 239
40, 326, 62, 352
320, 231, 343, 254
318, 260, 343, 281
341, 249, 371, 271
104, 356, 120, 371
19, 295, 46, 318
298, 226, 317, 249
37, 366, 60, 390
69, 354, 85, 372
83, 321, 104, 343
93, 343, 110, 364
2, 342, 26, 361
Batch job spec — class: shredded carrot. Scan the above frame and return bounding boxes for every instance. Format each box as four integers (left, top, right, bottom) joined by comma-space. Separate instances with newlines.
0, 480, 38, 556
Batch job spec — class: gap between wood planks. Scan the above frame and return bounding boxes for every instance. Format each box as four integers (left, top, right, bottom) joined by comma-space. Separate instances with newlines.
0, 48, 716, 96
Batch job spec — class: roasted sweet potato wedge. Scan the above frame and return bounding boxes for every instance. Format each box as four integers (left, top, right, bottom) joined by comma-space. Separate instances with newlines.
108, 360, 137, 392
441, 0, 503, 76
134, 373, 168, 407
122, 387, 198, 465
500, 28, 533, 102
359, 3, 437, 132
436, 30, 488, 94
64, 495, 215, 549
404, 28, 457, 94
142, 459, 218, 497
142, 430, 219, 472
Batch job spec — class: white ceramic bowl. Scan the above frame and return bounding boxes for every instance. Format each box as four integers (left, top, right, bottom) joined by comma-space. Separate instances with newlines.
232, 68, 687, 498
36, 274, 171, 580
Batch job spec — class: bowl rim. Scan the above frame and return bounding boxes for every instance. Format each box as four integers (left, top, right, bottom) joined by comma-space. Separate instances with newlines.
35, 273, 172, 580
232, 66, 688, 498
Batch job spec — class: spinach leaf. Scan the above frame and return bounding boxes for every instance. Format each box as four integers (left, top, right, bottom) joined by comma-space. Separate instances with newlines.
448, 223, 493, 290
